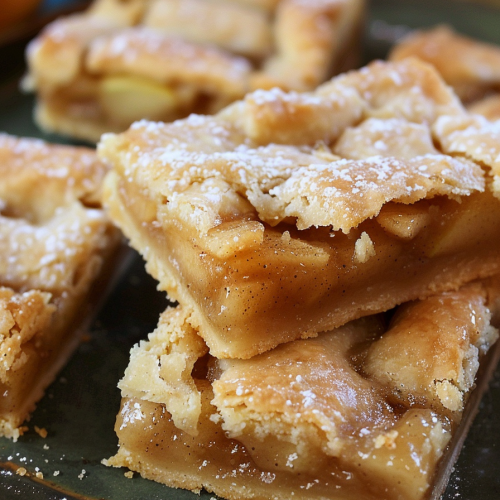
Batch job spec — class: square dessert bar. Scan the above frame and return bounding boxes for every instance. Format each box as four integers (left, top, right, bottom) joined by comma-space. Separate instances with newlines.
100, 58, 500, 359
0, 134, 120, 440
389, 25, 500, 119
23, 0, 365, 142
106, 278, 500, 500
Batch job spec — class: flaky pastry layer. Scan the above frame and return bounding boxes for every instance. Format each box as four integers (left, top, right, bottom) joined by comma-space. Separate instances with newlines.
389, 25, 500, 111
107, 279, 500, 500
0, 134, 120, 439
100, 58, 500, 358
24, 0, 365, 142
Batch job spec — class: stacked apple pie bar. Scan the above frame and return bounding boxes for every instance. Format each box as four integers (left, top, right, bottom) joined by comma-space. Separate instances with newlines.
100, 58, 500, 499
23, 0, 365, 143
0, 134, 120, 440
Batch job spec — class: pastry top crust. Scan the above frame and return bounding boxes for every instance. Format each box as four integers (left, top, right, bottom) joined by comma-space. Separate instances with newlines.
433, 113, 500, 180
0, 133, 108, 218
118, 306, 208, 434
365, 283, 498, 412
389, 25, 500, 103
99, 58, 491, 235
142, 0, 274, 58
249, 0, 365, 91
23, 14, 121, 89
86, 27, 252, 98
0, 134, 116, 296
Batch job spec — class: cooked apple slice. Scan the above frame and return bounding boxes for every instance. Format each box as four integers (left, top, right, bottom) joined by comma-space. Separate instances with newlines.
99, 75, 186, 125
427, 190, 500, 258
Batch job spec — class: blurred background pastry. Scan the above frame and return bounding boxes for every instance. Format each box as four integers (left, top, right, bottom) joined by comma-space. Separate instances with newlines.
22, 0, 366, 142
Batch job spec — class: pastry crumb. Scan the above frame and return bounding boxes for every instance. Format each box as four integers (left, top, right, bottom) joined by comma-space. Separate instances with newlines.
354, 232, 376, 263
35, 426, 48, 438
124, 471, 134, 478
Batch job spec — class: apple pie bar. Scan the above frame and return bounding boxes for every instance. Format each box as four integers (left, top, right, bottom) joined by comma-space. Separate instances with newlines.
105, 278, 500, 500
0, 134, 121, 440
99, 57, 500, 359
23, 0, 365, 143
389, 25, 500, 120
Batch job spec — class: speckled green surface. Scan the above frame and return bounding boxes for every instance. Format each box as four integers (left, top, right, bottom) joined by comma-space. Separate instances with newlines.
1, 1, 500, 499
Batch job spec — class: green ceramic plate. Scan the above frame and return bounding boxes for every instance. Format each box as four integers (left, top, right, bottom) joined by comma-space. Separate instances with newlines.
1, 1, 500, 499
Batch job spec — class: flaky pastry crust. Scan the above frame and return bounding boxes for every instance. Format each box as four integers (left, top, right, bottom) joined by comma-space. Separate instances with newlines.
389, 25, 500, 106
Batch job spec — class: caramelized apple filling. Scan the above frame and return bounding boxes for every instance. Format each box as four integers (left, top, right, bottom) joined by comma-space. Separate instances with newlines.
107, 280, 499, 500
98, 76, 189, 126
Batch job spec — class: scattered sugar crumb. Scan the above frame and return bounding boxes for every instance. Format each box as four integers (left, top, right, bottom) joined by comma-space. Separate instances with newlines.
43, 444, 50, 450
53, 471, 60, 476
16, 467, 27, 476
374, 430, 399, 449
35, 426, 48, 438
78, 469, 86, 480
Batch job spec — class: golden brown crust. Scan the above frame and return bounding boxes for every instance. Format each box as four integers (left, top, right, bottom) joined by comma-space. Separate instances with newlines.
0, 133, 108, 215
433, 114, 500, 182
142, 0, 274, 58
23, 14, 121, 89
389, 25, 500, 104
365, 283, 497, 413
250, 0, 365, 91
118, 306, 208, 435
0, 288, 55, 384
